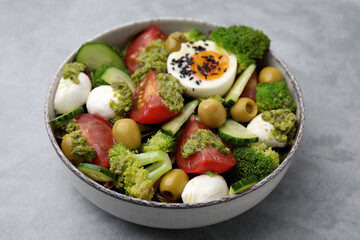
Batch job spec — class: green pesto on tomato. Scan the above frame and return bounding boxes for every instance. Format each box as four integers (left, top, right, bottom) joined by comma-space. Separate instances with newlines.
181, 129, 230, 159
131, 39, 168, 84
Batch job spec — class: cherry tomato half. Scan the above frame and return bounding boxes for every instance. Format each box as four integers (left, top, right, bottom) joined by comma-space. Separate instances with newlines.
124, 25, 167, 73
176, 116, 237, 174
76, 114, 116, 169
129, 70, 178, 124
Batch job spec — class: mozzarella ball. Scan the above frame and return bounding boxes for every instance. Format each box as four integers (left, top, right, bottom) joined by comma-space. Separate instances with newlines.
167, 40, 237, 98
54, 72, 91, 114
86, 85, 118, 119
247, 114, 287, 148
181, 174, 229, 203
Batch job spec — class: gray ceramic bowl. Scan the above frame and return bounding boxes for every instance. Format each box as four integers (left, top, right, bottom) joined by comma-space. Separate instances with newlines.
44, 18, 305, 229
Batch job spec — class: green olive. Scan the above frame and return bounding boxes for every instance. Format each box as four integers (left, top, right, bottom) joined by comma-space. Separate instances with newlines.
165, 31, 187, 54
159, 169, 189, 201
112, 118, 141, 150
61, 135, 83, 165
230, 97, 258, 123
198, 99, 226, 128
259, 66, 283, 83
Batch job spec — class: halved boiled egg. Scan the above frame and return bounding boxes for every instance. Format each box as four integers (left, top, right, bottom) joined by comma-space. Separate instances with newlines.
167, 40, 237, 98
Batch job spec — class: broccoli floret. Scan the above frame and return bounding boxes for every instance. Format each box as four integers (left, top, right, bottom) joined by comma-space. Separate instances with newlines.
140, 130, 176, 153
91, 65, 131, 89
209, 25, 270, 73
223, 142, 279, 185
109, 143, 172, 200
183, 29, 208, 42
256, 81, 297, 113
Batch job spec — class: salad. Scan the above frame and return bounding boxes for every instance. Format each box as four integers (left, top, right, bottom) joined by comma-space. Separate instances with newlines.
51, 24, 298, 203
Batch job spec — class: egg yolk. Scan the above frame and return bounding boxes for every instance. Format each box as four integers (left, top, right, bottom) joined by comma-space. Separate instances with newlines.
190, 51, 229, 81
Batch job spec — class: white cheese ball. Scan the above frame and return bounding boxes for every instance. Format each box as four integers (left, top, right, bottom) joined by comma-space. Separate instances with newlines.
181, 174, 229, 203
54, 72, 91, 114
247, 114, 287, 148
86, 85, 118, 119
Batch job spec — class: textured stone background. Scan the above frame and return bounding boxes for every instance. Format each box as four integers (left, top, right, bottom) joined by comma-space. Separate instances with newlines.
1, 0, 359, 239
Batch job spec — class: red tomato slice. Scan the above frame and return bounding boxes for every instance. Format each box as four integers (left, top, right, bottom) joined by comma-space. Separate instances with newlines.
130, 70, 178, 124
76, 114, 115, 169
240, 70, 258, 101
124, 25, 167, 73
176, 116, 237, 174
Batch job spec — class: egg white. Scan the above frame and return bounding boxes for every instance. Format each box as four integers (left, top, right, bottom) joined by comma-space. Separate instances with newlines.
167, 40, 237, 98
247, 114, 287, 148
86, 85, 118, 119
54, 72, 91, 114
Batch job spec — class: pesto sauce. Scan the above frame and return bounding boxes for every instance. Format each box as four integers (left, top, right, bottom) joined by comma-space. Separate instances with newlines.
62, 62, 86, 84
55, 119, 96, 162
138, 39, 168, 64
54, 118, 79, 139
261, 109, 297, 145
157, 73, 185, 113
131, 61, 167, 84
131, 39, 168, 84
109, 81, 133, 118
181, 129, 230, 158
69, 130, 96, 162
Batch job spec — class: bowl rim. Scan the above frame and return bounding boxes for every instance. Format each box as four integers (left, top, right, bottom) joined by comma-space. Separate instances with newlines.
44, 17, 305, 209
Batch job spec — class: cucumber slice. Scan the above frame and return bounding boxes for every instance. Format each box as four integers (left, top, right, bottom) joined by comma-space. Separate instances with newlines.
100, 66, 136, 93
76, 163, 116, 182
161, 99, 199, 136
75, 42, 125, 71
229, 175, 258, 195
218, 119, 258, 144
224, 63, 256, 107
50, 106, 84, 126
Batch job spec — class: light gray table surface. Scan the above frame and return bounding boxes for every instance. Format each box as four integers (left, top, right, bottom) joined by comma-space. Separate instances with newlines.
1, 0, 359, 239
